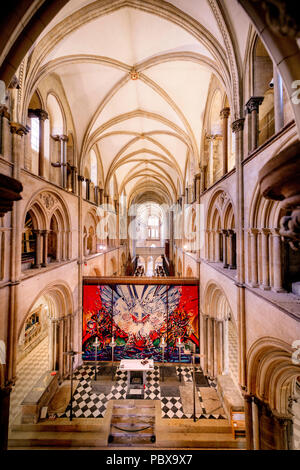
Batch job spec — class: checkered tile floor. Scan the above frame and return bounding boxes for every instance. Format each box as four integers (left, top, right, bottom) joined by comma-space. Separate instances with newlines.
58, 364, 226, 420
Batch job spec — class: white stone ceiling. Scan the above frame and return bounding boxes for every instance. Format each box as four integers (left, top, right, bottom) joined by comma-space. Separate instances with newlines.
26, 0, 251, 203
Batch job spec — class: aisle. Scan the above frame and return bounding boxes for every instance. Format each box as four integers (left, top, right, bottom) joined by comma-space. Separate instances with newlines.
9, 337, 49, 424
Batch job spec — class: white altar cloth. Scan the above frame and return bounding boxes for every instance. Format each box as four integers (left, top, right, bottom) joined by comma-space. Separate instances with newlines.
120, 359, 154, 387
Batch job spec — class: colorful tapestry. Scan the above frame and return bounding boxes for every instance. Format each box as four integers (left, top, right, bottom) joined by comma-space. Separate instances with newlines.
82, 283, 199, 362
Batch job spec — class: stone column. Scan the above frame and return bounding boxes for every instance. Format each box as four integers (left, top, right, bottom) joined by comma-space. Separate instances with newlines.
273, 65, 284, 133
272, 228, 284, 292
228, 229, 236, 269
249, 228, 259, 287
245, 97, 264, 152
55, 231, 61, 262
252, 397, 260, 450
200, 165, 207, 193
61, 231, 66, 261
195, 173, 201, 203
243, 393, 254, 450
220, 107, 230, 175
32, 229, 42, 268
231, 117, 246, 387
41, 230, 49, 267
71, 166, 77, 194
199, 313, 206, 372
217, 320, 223, 375
223, 316, 229, 375
222, 229, 228, 268
207, 317, 214, 378
203, 316, 209, 376
215, 230, 221, 262
58, 318, 64, 377
213, 318, 218, 377
260, 228, 270, 290
85, 178, 90, 200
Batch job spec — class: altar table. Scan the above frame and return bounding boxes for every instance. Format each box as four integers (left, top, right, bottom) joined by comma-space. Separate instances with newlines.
120, 359, 154, 388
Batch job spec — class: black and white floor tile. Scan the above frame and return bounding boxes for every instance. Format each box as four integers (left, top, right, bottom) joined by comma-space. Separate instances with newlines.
58, 364, 225, 420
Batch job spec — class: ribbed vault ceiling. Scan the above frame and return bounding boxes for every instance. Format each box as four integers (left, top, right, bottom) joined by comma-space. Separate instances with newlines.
25, 0, 251, 204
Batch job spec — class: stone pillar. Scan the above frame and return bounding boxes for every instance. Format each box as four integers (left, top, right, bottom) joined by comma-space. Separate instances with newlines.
52, 134, 68, 187
203, 316, 209, 376
245, 97, 264, 152
223, 317, 229, 375
199, 313, 206, 372
207, 317, 214, 378
195, 173, 201, 203
249, 228, 259, 287
252, 397, 260, 450
71, 166, 77, 194
58, 319, 64, 377
228, 229, 236, 269
32, 229, 42, 268
273, 65, 284, 133
260, 228, 270, 290
41, 230, 49, 267
85, 178, 90, 200
217, 320, 223, 375
99, 188, 104, 206
61, 231, 66, 261
215, 230, 221, 262
231, 117, 246, 387
222, 229, 228, 268
244, 394, 254, 450
56, 231, 61, 262
200, 165, 207, 193
213, 318, 218, 377
272, 228, 284, 292
220, 107, 230, 175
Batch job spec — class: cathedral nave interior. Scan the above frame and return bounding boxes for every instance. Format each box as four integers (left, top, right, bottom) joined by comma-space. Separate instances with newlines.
0, 0, 300, 452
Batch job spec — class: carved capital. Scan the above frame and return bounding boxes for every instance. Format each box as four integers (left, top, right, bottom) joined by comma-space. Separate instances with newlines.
231, 118, 245, 133
245, 96, 264, 114
52, 134, 68, 142
220, 107, 230, 119
10, 122, 29, 136
28, 108, 48, 121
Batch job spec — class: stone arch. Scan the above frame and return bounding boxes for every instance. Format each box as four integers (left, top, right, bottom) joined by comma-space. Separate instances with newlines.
202, 281, 237, 381
206, 189, 236, 268
246, 336, 300, 449
247, 337, 300, 415
10, 281, 74, 423
248, 180, 300, 292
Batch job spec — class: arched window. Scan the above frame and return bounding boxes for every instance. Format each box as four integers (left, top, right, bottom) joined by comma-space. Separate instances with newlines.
90, 149, 98, 186
253, 38, 275, 146
147, 215, 160, 240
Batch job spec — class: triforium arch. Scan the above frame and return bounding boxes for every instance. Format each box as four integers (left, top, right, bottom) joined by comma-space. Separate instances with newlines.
22, 189, 72, 268
206, 188, 236, 268
201, 281, 238, 383
246, 337, 300, 450
248, 161, 300, 293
